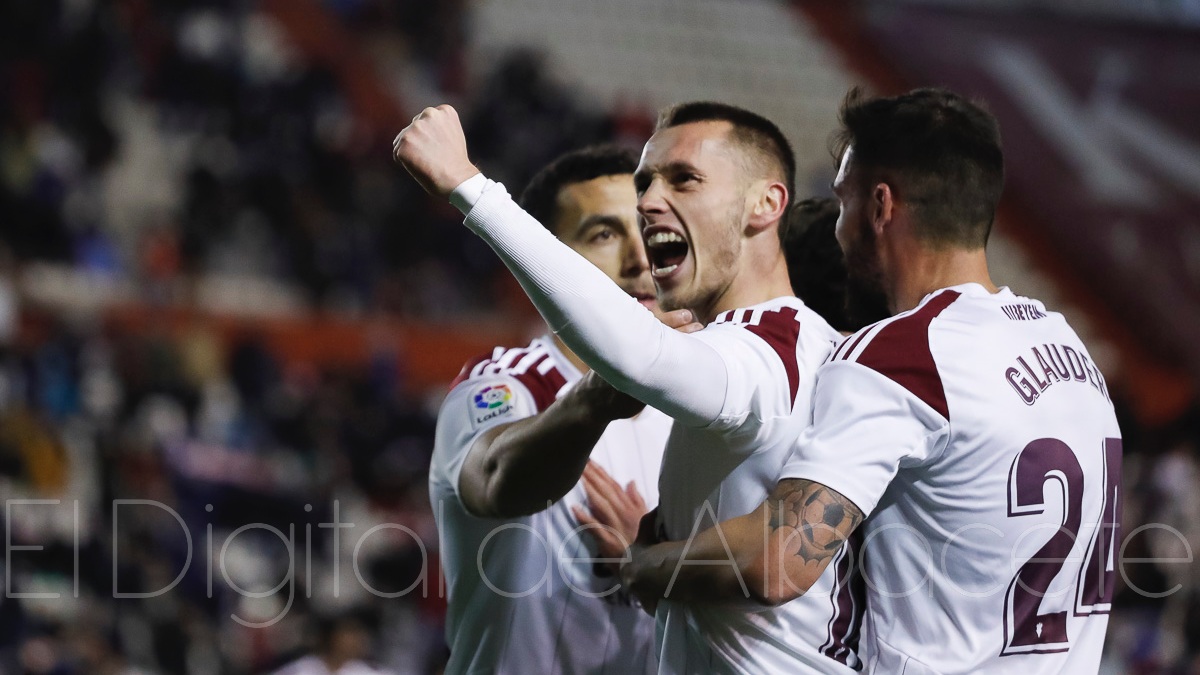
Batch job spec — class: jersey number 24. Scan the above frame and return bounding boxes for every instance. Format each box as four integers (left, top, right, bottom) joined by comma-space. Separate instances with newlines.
1001, 437, 1122, 656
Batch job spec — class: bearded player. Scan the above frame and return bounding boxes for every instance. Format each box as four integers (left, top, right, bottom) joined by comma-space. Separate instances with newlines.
399, 103, 858, 674
620, 88, 1123, 675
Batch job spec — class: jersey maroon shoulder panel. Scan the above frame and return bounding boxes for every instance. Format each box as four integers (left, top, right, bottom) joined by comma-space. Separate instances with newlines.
448, 346, 567, 412
448, 353, 492, 390
741, 306, 803, 406
511, 357, 568, 412
853, 290, 960, 420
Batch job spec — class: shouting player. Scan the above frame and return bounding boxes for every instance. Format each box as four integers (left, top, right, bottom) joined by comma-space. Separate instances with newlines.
398, 103, 859, 674
620, 88, 1123, 674
429, 145, 698, 674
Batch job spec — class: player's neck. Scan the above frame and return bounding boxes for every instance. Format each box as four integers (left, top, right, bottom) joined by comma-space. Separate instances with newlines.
889, 247, 998, 314
704, 249, 794, 324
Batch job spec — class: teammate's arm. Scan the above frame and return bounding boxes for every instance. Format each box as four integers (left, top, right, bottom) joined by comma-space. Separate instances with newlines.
620, 478, 863, 608
458, 370, 644, 518
394, 106, 737, 428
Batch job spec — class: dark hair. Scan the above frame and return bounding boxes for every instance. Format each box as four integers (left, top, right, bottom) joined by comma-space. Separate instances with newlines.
656, 101, 796, 198
784, 197, 890, 332
833, 87, 1004, 247
519, 144, 639, 232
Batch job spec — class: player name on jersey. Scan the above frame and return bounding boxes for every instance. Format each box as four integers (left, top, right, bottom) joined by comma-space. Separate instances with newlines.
1004, 343, 1110, 406
1001, 303, 1048, 321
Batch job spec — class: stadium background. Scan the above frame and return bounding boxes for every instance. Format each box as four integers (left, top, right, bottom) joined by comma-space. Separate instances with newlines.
1, 0, 1198, 672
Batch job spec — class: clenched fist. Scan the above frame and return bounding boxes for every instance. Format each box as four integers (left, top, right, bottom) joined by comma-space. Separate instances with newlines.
392, 105, 480, 198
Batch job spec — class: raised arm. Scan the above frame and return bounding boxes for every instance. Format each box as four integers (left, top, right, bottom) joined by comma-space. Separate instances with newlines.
395, 105, 735, 427
620, 478, 864, 608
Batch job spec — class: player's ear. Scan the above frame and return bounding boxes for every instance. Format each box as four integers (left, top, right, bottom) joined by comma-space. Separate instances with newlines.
870, 182, 894, 237
747, 180, 789, 233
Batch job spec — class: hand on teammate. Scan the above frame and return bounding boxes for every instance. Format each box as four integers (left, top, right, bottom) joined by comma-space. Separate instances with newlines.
657, 307, 703, 334
572, 462, 647, 579
574, 466, 666, 616
392, 104, 480, 198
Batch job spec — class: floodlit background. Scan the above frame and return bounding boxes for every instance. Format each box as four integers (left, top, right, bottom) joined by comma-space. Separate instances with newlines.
1, 0, 1198, 673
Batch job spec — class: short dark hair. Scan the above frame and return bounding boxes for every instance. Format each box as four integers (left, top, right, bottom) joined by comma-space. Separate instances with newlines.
519, 144, 639, 232
784, 197, 890, 332
656, 101, 796, 198
833, 87, 1004, 247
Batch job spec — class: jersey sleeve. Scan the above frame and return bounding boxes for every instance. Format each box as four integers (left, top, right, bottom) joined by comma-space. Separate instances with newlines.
779, 360, 950, 518
455, 176, 733, 428
690, 318, 804, 433
784, 289, 961, 516
432, 374, 542, 496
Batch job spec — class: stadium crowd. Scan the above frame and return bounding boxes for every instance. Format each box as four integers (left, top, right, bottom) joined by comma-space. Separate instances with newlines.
1, 1, 1198, 674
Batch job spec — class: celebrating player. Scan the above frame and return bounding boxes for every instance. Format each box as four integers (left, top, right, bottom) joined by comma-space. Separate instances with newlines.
620, 88, 1123, 674
398, 103, 859, 674
429, 145, 698, 674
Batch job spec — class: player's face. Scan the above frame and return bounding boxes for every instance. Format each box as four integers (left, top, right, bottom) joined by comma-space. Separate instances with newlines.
552, 174, 658, 311
635, 121, 747, 316
833, 147, 889, 313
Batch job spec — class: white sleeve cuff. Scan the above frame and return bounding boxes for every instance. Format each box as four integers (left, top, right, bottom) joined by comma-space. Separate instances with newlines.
450, 172, 489, 214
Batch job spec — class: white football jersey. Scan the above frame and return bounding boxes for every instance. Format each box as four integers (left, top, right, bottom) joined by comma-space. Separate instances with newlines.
782, 283, 1122, 674
430, 336, 671, 675
450, 176, 864, 674
652, 297, 861, 675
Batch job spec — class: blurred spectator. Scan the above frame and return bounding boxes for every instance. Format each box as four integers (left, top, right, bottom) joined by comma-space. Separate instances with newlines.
273, 613, 395, 675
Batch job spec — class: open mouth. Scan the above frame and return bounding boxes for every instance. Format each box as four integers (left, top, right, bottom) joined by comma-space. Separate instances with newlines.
644, 228, 689, 278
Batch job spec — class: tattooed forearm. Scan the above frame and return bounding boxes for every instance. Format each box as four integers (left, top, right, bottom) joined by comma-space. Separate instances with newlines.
766, 479, 863, 566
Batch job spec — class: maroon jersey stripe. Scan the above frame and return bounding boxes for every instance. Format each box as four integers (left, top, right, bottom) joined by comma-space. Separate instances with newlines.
509, 354, 562, 412
743, 306, 803, 406
450, 346, 566, 413
854, 290, 960, 420
449, 353, 492, 390
833, 327, 869, 363
822, 532, 865, 667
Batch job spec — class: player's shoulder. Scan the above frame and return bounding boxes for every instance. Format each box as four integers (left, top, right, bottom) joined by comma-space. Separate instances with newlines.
709, 296, 838, 403
710, 296, 838, 342
825, 287, 966, 419
448, 336, 575, 413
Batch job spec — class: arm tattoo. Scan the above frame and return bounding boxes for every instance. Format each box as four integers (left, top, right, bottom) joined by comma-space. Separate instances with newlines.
766, 479, 863, 565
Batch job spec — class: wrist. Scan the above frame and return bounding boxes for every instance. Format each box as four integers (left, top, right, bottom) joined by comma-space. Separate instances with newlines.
622, 541, 666, 596
443, 165, 482, 199
619, 544, 643, 590
567, 379, 627, 423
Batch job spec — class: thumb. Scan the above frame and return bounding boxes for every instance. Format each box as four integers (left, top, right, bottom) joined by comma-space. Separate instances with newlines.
655, 308, 695, 328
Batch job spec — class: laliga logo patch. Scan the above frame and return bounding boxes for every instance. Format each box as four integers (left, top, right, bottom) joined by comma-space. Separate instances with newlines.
474, 384, 512, 409
470, 383, 516, 429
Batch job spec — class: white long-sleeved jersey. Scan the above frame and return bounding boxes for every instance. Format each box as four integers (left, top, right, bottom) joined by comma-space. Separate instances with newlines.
452, 175, 859, 675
